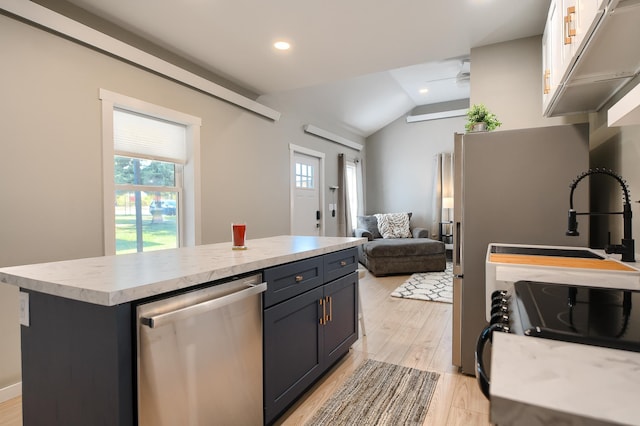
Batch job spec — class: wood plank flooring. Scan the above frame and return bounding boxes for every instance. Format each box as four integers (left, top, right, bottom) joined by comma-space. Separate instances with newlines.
0, 270, 490, 426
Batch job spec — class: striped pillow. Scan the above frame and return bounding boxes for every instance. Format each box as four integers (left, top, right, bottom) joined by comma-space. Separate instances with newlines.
374, 212, 412, 239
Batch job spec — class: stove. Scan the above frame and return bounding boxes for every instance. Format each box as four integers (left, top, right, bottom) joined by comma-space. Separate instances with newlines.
476, 281, 640, 399
514, 280, 640, 353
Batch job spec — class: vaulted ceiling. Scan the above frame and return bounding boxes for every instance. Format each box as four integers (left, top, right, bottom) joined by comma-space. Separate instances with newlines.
58, 0, 551, 136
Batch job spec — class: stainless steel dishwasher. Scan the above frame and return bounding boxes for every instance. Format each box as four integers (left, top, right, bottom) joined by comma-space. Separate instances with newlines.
136, 273, 267, 426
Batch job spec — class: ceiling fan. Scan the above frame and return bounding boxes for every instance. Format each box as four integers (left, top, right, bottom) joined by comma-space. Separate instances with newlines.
456, 59, 471, 84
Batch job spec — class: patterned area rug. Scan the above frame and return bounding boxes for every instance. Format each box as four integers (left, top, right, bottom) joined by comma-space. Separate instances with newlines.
390, 262, 453, 303
305, 359, 439, 426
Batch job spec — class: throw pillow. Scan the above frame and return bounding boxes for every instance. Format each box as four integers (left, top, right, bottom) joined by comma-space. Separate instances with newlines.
357, 215, 382, 239
374, 212, 412, 239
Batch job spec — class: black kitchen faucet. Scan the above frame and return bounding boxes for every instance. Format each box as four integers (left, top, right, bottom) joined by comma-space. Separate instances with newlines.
566, 168, 635, 262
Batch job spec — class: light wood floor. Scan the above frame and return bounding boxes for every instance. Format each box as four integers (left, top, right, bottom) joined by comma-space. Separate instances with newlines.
0, 270, 490, 426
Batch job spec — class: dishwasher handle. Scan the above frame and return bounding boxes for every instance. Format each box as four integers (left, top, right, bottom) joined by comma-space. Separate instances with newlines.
141, 281, 267, 329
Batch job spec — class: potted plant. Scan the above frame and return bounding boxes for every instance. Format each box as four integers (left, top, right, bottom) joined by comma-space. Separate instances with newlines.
465, 104, 502, 132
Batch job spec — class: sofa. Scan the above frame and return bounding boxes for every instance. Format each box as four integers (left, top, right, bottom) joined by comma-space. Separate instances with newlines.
355, 213, 446, 277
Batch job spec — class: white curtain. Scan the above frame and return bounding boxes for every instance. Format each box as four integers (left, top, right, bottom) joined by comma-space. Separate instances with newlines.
337, 154, 353, 237
430, 152, 454, 239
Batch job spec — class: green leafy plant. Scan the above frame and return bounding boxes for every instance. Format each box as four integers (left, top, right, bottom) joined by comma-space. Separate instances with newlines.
465, 103, 502, 132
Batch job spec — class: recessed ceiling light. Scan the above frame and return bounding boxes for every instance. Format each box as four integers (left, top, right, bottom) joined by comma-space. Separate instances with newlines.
274, 41, 291, 50
419, 88, 429, 94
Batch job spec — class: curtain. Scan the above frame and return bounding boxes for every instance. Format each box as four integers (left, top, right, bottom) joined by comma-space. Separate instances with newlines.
337, 153, 353, 237
355, 159, 364, 218
430, 152, 454, 239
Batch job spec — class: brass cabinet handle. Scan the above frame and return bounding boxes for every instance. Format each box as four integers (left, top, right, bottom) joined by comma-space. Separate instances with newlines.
327, 296, 332, 322
295, 275, 303, 282
544, 69, 551, 94
564, 6, 576, 45
319, 299, 326, 325
339, 260, 347, 267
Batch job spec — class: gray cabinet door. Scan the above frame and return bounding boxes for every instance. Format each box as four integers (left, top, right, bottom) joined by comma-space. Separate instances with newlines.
323, 272, 358, 366
263, 286, 324, 424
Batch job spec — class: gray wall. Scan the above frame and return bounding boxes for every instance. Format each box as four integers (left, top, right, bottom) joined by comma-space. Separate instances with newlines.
470, 35, 587, 130
589, 75, 640, 249
0, 13, 361, 391
364, 36, 589, 231
365, 114, 466, 229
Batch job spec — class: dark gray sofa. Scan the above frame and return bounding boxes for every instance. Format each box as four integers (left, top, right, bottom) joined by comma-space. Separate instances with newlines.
355, 215, 446, 277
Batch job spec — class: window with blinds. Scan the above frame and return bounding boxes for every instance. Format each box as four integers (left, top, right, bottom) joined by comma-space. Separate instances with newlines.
113, 109, 185, 254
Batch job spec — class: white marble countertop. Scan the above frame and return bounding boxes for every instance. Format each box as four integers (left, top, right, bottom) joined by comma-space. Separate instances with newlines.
491, 332, 640, 426
0, 235, 365, 306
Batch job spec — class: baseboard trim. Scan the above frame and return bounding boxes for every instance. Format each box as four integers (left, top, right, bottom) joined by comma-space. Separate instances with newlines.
0, 382, 22, 403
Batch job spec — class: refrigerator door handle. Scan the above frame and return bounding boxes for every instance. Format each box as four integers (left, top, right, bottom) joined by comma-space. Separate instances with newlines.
454, 221, 462, 267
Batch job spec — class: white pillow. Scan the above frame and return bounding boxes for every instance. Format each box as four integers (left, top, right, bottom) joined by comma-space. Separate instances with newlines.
374, 212, 412, 238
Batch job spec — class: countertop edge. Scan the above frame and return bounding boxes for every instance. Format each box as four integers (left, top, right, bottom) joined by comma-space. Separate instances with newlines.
0, 236, 366, 306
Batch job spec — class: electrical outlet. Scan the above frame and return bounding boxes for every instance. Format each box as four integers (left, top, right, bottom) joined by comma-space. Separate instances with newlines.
19, 291, 29, 327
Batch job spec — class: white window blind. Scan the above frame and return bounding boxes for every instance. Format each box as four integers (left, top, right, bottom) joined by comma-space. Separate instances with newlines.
114, 108, 187, 163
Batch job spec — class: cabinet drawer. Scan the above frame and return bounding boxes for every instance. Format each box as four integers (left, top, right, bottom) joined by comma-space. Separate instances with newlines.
263, 257, 323, 308
323, 247, 358, 283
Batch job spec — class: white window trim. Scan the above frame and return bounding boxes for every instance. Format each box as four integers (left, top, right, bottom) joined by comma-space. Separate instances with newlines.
100, 89, 202, 255
289, 144, 325, 236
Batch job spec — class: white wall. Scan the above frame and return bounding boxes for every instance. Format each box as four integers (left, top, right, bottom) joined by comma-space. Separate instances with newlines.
0, 13, 362, 392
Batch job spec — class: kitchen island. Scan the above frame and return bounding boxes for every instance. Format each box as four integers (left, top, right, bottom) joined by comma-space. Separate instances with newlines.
0, 235, 365, 426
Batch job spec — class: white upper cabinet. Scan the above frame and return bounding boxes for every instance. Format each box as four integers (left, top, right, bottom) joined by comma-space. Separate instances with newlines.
562, 0, 602, 63
543, 0, 640, 117
542, 0, 561, 113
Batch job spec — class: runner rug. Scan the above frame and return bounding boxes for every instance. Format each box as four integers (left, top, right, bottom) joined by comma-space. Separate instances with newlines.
305, 359, 440, 426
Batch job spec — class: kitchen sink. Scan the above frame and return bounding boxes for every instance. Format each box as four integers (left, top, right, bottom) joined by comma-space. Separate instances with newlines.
486, 243, 640, 296
490, 245, 604, 259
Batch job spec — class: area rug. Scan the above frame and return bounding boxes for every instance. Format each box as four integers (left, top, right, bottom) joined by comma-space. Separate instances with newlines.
305, 359, 439, 426
390, 262, 453, 303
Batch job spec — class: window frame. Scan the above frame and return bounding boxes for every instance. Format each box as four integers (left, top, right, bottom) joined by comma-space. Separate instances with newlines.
295, 161, 315, 189
100, 89, 202, 255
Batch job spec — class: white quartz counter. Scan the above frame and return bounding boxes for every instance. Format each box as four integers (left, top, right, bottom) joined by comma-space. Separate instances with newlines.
0, 235, 365, 306
491, 332, 640, 426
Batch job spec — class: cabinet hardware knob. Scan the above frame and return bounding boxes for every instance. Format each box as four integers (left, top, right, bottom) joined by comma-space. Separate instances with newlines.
340, 261, 347, 267
295, 275, 303, 282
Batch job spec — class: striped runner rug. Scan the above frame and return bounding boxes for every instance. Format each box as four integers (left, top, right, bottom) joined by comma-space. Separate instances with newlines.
305, 359, 440, 426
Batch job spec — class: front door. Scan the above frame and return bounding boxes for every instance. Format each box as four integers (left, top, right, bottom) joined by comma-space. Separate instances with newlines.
292, 151, 321, 236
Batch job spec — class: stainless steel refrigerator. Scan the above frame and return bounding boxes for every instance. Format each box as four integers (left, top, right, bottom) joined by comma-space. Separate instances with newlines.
452, 124, 590, 374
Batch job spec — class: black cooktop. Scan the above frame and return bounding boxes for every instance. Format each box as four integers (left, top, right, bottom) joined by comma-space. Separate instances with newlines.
515, 280, 640, 352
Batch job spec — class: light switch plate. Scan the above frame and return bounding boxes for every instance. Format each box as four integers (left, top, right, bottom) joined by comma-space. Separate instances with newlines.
19, 291, 29, 327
